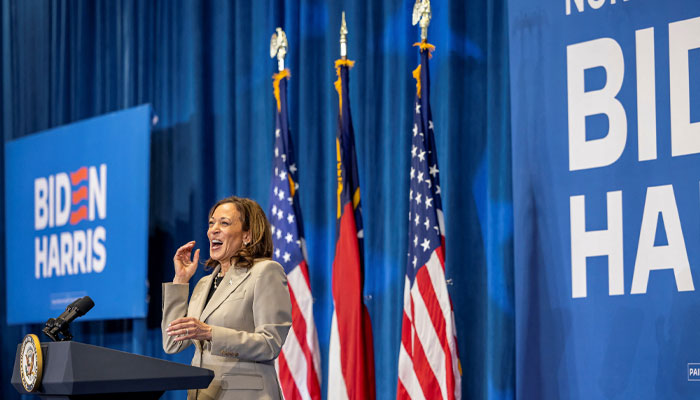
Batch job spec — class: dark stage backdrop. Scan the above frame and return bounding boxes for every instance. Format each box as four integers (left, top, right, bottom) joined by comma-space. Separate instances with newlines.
0, 1, 512, 399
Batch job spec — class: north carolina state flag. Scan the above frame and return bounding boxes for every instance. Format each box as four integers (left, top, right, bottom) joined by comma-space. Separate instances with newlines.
327, 59, 376, 400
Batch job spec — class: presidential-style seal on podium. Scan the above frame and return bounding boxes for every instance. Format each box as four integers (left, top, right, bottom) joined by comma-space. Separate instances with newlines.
19, 333, 43, 392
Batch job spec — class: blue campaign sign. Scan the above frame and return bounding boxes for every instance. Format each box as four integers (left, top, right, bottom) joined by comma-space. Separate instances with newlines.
5, 105, 152, 324
509, 1, 700, 398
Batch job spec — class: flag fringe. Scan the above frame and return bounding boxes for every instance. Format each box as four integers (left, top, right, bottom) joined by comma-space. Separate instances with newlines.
334, 59, 355, 116
412, 42, 436, 57
273, 69, 291, 112
412, 65, 422, 98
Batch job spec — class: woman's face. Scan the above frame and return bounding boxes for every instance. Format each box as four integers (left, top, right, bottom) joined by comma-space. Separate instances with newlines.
207, 203, 250, 265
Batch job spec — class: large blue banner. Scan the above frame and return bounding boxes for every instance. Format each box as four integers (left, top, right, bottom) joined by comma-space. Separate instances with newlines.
5, 105, 152, 324
509, 1, 700, 398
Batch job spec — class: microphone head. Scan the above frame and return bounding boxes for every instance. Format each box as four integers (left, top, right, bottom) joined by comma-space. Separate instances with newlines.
42, 296, 94, 342
74, 296, 95, 316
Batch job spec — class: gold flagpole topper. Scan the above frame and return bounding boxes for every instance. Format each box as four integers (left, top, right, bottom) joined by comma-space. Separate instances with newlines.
270, 27, 288, 72
412, 0, 431, 42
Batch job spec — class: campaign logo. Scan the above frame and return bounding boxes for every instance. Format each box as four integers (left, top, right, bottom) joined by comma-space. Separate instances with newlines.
34, 164, 107, 279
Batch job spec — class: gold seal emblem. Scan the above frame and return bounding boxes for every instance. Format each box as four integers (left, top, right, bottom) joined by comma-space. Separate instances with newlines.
19, 334, 43, 392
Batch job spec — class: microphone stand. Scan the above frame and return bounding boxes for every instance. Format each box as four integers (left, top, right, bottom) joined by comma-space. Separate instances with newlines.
43, 317, 74, 342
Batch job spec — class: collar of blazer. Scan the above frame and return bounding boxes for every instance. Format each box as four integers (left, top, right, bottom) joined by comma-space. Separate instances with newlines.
199, 263, 252, 323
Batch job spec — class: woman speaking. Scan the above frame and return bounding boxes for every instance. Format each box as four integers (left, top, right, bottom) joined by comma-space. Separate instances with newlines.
162, 196, 292, 400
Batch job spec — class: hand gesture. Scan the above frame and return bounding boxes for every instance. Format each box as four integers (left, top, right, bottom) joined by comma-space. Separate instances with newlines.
173, 241, 200, 284
166, 317, 212, 342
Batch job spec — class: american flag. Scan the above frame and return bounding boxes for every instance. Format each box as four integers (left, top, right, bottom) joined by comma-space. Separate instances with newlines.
328, 59, 376, 400
270, 69, 322, 400
397, 44, 461, 400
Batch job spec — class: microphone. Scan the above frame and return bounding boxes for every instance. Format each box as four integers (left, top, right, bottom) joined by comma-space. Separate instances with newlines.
42, 296, 95, 342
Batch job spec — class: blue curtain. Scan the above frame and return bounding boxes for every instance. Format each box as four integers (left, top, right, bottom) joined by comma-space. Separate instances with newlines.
0, 1, 513, 399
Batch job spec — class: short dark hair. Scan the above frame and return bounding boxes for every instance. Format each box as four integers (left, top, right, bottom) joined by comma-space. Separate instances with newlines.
204, 196, 273, 270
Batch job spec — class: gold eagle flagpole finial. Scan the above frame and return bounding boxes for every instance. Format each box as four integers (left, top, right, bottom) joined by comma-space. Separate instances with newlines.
412, 0, 431, 42
270, 27, 288, 72
340, 11, 348, 59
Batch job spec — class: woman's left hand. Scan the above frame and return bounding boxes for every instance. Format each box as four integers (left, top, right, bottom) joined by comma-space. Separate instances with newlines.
166, 317, 213, 341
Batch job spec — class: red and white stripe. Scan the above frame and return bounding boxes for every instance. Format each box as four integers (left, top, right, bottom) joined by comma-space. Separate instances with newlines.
328, 309, 349, 400
397, 246, 461, 400
276, 259, 322, 400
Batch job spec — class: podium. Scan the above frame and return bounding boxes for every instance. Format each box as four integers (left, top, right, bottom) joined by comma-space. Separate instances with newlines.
11, 341, 214, 399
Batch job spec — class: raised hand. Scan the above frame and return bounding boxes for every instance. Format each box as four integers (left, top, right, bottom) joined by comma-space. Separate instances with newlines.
173, 241, 200, 284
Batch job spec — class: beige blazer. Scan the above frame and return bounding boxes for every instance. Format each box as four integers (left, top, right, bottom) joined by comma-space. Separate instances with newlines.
162, 259, 292, 400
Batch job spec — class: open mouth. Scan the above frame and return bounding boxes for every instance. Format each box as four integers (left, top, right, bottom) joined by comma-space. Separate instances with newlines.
211, 239, 223, 251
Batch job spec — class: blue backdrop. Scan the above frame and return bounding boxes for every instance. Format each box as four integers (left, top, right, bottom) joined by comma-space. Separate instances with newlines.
0, 1, 513, 399
510, 1, 700, 398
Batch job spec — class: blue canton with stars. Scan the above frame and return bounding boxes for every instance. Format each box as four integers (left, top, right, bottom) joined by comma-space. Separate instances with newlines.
269, 76, 305, 274
407, 49, 444, 285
